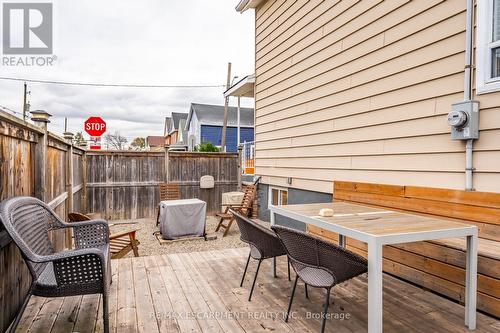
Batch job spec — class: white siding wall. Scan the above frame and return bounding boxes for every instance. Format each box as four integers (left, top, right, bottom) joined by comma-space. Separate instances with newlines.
188, 112, 201, 145
254, 0, 500, 193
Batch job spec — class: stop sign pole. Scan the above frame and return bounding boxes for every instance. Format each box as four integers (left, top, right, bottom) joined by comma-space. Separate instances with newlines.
84, 117, 106, 149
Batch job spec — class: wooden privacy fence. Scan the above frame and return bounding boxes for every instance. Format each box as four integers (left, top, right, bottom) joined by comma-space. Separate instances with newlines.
169, 152, 239, 214
85, 151, 239, 220
0, 111, 85, 332
1, 111, 240, 331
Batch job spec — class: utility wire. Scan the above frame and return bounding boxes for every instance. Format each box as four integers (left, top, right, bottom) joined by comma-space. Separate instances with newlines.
0, 105, 163, 140
0, 76, 226, 88
0, 104, 25, 117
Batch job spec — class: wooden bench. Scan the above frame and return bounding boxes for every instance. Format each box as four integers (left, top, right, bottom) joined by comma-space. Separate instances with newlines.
68, 212, 140, 259
307, 181, 500, 318
156, 183, 181, 225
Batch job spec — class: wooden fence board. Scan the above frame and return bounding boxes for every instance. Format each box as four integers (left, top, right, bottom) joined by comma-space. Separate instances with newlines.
0, 111, 81, 332
168, 152, 239, 214
85, 151, 239, 218
0, 111, 239, 331
0, 119, 36, 332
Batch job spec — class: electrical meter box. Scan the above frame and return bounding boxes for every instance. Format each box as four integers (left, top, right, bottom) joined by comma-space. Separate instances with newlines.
448, 101, 479, 140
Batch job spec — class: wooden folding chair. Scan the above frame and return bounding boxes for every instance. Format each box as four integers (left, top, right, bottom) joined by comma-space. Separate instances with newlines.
68, 212, 140, 259
215, 184, 256, 237
156, 183, 181, 225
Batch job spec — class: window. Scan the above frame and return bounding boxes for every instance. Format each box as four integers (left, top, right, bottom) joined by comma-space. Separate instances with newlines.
477, 0, 500, 93
269, 187, 288, 208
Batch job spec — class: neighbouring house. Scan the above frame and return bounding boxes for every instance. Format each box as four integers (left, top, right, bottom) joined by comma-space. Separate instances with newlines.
146, 135, 165, 150
185, 103, 254, 152
225, 74, 256, 174
165, 112, 188, 145
236, 0, 500, 318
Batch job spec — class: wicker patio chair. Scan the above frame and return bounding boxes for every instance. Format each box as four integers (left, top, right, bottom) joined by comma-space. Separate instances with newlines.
232, 210, 291, 301
0, 196, 111, 333
69, 212, 140, 259
156, 183, 181, 225
272, 225, 368, 333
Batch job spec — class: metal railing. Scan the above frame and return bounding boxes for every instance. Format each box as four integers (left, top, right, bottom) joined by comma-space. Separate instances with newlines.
241, 141, 255, 175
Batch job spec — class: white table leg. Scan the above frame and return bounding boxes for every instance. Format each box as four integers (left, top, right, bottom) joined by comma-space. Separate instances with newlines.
465, 233, 478, 329
368, 240, 383, 333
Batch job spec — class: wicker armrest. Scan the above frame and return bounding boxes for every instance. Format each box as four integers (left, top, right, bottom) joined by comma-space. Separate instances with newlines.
34, 248, 107, 286
71, 219, 110, 249
31, 247, 106, 264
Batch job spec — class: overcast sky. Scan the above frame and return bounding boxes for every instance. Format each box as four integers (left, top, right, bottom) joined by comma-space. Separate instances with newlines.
0, 0, 255, 140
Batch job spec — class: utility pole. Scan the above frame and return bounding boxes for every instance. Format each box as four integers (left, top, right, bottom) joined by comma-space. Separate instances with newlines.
220, 62, 231, 152
22, 82, 27, 121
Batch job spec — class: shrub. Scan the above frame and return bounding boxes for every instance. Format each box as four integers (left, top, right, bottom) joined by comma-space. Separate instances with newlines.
194, 142, 220, 152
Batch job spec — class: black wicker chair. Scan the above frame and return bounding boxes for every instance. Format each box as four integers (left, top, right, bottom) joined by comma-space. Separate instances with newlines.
232, 210, 291, 301
272, 225, 368, 333
0, 196, 111, 333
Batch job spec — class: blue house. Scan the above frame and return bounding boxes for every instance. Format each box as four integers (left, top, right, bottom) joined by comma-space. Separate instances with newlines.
185, 103, 254, 152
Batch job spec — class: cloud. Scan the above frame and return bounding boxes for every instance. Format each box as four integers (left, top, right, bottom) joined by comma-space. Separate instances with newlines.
0, 0, 255, 140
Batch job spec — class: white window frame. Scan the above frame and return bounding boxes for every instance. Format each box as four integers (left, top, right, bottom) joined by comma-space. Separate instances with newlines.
268, 186, 288, 208
477, 0, 500, 94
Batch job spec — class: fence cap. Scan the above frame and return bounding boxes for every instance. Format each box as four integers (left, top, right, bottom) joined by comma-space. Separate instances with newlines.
30, 110, 52, 123
63, 131, 74, 140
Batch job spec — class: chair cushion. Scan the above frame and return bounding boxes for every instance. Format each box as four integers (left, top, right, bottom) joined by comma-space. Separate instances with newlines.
37, 262, 57, 287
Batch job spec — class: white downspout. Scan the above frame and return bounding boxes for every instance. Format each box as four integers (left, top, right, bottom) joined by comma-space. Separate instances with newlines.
237, 96, 241, 146
464, 0, 474, 191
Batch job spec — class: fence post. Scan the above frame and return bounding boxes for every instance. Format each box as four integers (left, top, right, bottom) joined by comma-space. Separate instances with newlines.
237, 145, 242, 191
64, 132, 74, 215
31, 110, 51, 202
164, 145, 170, 182
78, 142, 88, 213
63, 132, 74, 247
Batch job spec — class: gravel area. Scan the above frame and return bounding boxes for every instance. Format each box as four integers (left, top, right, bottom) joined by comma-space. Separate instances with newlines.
110, 215, 247, 257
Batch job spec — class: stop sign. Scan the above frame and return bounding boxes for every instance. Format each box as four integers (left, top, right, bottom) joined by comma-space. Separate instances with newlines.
84, 117, 106, 137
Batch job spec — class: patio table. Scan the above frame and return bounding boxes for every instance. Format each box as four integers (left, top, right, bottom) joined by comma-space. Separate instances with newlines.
269, 201, 478, 333
222, 191, 245, 210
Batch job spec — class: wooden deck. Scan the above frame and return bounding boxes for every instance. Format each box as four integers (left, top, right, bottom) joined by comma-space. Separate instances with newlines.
16, 248, 500, 333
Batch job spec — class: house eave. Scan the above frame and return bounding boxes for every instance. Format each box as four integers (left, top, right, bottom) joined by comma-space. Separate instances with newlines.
235, 0, 267, 12
224, 74, 255, 98
185, 104, 195, 131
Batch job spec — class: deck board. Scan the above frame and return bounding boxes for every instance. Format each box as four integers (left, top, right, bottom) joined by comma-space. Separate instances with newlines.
52, 295, 82, 333
74, 294, 100, 333
143, 255, 180, 332
155, 255, 202, 332
132, 257, 160, 333
185, 251, 268, 333
16, 248, 500, 333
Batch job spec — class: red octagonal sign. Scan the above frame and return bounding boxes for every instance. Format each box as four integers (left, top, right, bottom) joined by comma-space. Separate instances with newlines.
84, 117, 106, 137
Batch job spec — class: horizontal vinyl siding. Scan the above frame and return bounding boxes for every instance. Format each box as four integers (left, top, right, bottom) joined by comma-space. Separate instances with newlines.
254, 0, 500, 193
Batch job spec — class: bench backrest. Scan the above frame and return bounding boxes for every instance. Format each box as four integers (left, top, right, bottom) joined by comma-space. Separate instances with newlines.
238, 185, 257, 217
333, 181, 500, 242
159, 183, 181, 201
